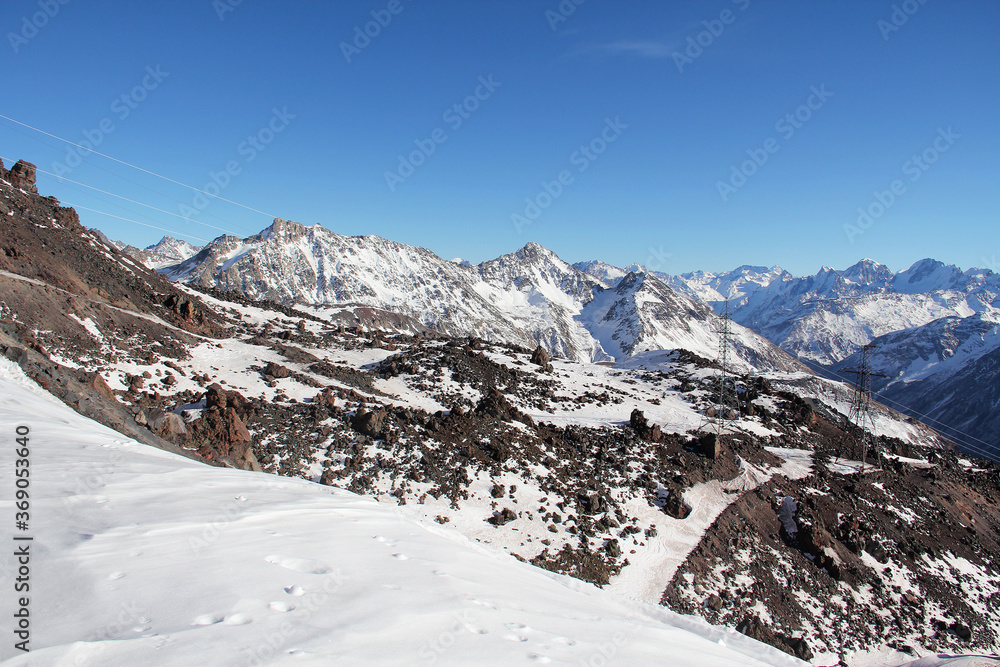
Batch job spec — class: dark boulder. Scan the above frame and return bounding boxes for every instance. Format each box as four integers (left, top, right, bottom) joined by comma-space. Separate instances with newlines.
263, 361, 292, 378
530, 345, 552, 370
488, 507, 517, 526
352, 409, 386, 437
475, 388, 515, 420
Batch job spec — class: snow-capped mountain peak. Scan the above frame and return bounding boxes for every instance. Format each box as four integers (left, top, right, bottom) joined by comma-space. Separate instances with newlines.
841, 258, 893, 286
160, 220, 799, 371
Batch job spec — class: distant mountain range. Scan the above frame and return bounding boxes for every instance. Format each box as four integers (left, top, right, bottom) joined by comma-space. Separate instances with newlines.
152, 219, 803, 373
587, 258, 999, 458
658, 258, 998, 366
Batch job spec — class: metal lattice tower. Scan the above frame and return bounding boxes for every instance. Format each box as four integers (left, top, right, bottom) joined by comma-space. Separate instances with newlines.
840, 343, 888, 472
709, 300, 740, 436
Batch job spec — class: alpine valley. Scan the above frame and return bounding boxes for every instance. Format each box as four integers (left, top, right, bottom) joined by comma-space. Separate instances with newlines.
2, 157, 998, 666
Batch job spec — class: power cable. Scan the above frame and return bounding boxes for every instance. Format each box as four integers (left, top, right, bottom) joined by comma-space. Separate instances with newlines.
0, 113, 277, 219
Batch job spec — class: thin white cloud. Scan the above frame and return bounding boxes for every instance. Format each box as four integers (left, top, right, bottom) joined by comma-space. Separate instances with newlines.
597, 39, 678, 59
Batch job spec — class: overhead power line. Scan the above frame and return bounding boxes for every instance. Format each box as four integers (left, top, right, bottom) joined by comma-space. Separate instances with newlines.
809, 360, 998, 461
0, 113, 277, 219
59, 201, 211, 243
16, 160, 240, 237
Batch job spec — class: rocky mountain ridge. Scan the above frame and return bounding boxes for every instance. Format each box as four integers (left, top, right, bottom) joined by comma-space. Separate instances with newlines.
94, 231, 203, 269
162, 218, 805, 373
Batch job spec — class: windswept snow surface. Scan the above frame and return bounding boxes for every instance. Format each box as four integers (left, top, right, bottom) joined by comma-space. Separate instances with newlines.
0, 358, 804, 666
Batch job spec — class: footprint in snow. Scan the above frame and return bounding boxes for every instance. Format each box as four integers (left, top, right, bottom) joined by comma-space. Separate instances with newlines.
192, 614, 223, 626
269, 601, 295, 612
528, 654, 552, 664
223, 613, 252, 626
373, 535, 397, 547
391, 553, 409, 560
466, 595, 498, 610
107, 571, 125, 580
504, 634, 528, 643
284, 585, 306, 596
264, 555, 332, 574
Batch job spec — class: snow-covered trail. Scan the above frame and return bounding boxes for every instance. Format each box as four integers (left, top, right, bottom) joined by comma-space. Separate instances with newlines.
607, 459, 775, 605
0, 357, 805, 666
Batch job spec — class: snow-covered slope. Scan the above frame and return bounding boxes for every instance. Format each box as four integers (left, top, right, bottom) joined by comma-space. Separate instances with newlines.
163, 220, 801, 371
0, 357, 803, 666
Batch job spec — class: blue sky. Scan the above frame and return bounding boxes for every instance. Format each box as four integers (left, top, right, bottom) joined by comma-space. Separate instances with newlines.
2, 0, 997, 276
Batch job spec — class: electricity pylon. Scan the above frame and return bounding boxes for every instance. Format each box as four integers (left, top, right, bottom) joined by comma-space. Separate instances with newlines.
840, 343, 888, 472
708, 300, 740, 436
